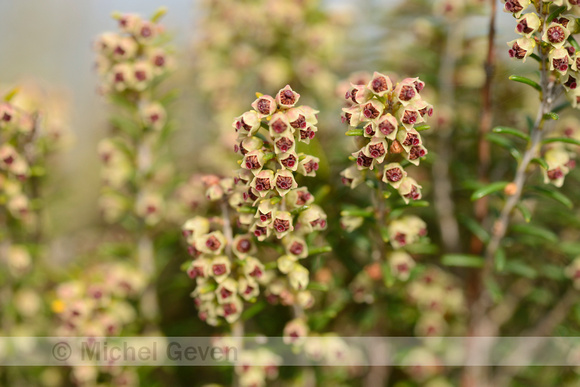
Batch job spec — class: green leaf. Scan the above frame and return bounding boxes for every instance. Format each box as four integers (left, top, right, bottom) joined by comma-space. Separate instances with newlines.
511, 223, 558, 243
530, 157, 549, 169
543, 112, 559, 121
340, 208, 374, 218
509, 75, 542, 92
504, 260, 537, 279
414, 124, 430, 132
540, 264, 566, 281
495, 247, 506, 272
404, 243, 439, 255
471, 181, 509, 201
308, 246, 332, 256
110, 115, 141, 138
237, 206, 255, 214
516, 202, 532, 223
547, 5, 567, 23
3, 88, 19, 102
459, 215, 490, 243
485, 133, 522, 161
542, 137, 580, 147
441, 254, 484, 268
241, 301, 266, 320
569, 36, 580, 52
345, 129, 363, 136
552, 101, 571, 113
484, 277, 503, 303
151, 6, 168, 22
381, 262, 395, 288
492, 126, 530, 141
528, 185, 573, 209
380, 226, 390, 243
529, 53, 542, 63
307, 281, 329, 291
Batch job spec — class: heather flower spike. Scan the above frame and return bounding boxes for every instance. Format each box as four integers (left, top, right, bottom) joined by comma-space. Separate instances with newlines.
340, 70, 432, 294
181, 85, 329, 326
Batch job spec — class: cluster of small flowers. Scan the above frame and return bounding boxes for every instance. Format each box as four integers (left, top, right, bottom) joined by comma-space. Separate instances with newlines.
211, 336, 282, 387
504, 1, 580, 107
233, 86, 327, 284
542, 117, 579, 186
194, 0, 347, 131
94, 11, 173, 226
52, 262, 145, 337
94, 11, 171, 97
0, 86, 68, 227
340, 71, 433, 204
407, 266, 466, 336
182, 86, 326, 325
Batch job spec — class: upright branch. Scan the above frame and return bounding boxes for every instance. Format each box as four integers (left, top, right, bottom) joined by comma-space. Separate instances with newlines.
93, 9, 174, 320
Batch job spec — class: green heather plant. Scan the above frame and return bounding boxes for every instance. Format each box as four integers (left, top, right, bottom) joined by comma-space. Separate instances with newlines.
3, 1, 580, 386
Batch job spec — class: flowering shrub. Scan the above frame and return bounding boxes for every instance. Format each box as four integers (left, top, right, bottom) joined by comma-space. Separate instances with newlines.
4, 1, 580, 386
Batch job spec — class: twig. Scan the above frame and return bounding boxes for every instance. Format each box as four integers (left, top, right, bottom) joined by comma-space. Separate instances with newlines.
432, 17, 463, 253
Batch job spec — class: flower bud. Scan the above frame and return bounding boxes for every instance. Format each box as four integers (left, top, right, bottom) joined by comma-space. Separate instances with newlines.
275, 85, 300, 108
285, 187, 314, 208
232, 234, 256, 259
274, 169, 298, 196
209, 256, 231, 283
251, 170, 275, 197
186, 258, 210, 282
195, 231, 227, 255
515, 12, 540, 37
341, 106, 362, 127
542, 22, 570, 49
250, 222, 272, 241
376, 113, 399, 139
283, 235, 308, 259
216, 278, 238, 304
272, 211, 294, 238
132, 60, 154, 91
251, 95, 277, 117
507, 37, 536, 62
297, 155, 320, 177
233, 111, 261, 136
283, 318, 309, 346
297, 205, 327, 233
345, 83, 373, 104
502, 0, 530, 18
254, 200, 275, 226
182, 216, 210, 239
217, 296, 243, 323
244, 256, 266, 280
389, 251, 415, 281
140, 102, 166, 130
268, 112, 292, 137
274, 136, 295, 154
397, 104, 425, 129
382, 163, 407, 189
340, 165, 365, 188
361, 99, 385, 121
238, 276, 259, 301
242, 150, 266, 175
296, 291, 315, 309
549, 47, 572, 75
238, 136, 264, 155
277, 254, 297, 274
394, 79, 420, 106
340, 215, 364, 232
278, 151, 299, 171
367, 72, 393, 96
397, 177, 422, 203
288, 264, 309, 291
352, 148, 376, 170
